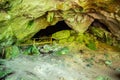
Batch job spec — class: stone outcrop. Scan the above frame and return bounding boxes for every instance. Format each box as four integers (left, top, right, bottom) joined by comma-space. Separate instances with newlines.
0, 0, 120, 46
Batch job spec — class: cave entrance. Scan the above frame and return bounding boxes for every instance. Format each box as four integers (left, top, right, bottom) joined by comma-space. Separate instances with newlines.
90, 19, 110, 32
33, 21, 72, 38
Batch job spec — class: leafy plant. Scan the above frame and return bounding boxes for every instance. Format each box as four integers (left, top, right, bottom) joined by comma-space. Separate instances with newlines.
86, 40, 97, 50
47, 12, 55, 23
5, 45, 20, 59
23, 45, 40, 55
55, 47, 69, 55
0, 67, 12, 79
96, 76, 112, 80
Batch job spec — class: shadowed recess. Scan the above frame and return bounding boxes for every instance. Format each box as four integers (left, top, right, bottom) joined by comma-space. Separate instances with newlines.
32, 21, 72, 38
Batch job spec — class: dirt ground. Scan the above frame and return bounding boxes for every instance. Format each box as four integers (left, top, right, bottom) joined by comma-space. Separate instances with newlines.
66, 42, 120, 80
2, 42, 120, 80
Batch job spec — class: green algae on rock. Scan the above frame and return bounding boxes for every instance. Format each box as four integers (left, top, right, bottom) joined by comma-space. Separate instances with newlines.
0, 0, 120, 47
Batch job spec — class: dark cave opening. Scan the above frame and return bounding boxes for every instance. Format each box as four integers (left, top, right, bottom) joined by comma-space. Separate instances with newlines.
33, 21, 72, 38
90, 19, 111, 32
32, 19, 111, 39
87, 19, 113, 43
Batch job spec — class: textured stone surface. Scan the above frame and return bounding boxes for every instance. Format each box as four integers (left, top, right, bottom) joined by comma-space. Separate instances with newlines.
1, 44, 120, 80
0, 0, 120, 46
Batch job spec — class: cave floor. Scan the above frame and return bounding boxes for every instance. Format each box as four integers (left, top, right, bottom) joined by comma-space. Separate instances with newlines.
56, 42, 120, 80
2, 42, 120, 80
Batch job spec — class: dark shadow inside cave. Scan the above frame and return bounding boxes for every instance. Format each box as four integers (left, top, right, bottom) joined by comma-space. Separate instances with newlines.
90, 19, 110, 32
32, 20, 111, 40
32, 21, 72, 38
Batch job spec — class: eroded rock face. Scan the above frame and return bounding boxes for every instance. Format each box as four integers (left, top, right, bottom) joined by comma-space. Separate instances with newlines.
0, 0, 120, 46
88, 10, 120, 40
